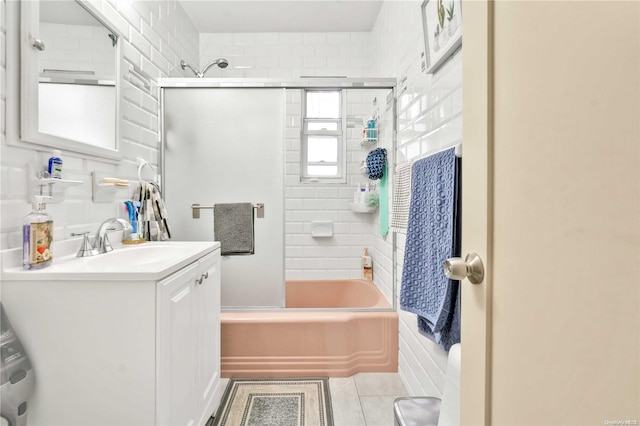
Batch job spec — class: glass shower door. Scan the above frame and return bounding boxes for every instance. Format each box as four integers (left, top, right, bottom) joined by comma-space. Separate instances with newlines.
162, 88, 285, 309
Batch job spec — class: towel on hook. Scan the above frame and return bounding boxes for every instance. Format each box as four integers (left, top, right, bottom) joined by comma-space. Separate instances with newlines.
400, 147, 461, 351
213, 203, 254, 255
379, 163, 389, 236
135, 182, 172, 241
390, 162, 412, 232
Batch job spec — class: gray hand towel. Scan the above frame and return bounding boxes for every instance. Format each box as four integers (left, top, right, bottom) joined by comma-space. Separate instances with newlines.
213, 203, 254, 255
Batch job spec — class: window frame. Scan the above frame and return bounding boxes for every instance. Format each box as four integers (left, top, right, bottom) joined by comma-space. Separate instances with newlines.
300, 89, 347, 183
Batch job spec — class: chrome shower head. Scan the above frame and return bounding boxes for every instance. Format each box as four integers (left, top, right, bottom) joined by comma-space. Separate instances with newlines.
180, 58, 230, 78
200, 58, 229, 76
215, 58, 229, 69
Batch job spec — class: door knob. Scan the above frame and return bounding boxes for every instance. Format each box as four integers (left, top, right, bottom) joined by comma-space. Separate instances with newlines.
444, 253, 484, 284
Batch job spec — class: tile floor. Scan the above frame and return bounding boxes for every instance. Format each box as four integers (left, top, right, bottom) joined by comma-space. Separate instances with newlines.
218, 372, 408, 426
330, 373, 408, 426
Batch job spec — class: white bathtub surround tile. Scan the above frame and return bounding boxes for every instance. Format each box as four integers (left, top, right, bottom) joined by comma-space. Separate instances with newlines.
354, 372, 409, 397
359, 396, 401, 426
325, 270, 350, 280
329, 377, 367, 426
349, 270, 365, 280
284, 270, 307, 281
398, 313, 446, 397
303, 270, 328, 280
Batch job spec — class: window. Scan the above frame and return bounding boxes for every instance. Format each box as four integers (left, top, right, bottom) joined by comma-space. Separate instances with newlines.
301, 90, 345, 182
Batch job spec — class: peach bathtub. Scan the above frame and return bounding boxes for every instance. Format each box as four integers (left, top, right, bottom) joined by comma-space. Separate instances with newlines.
221, 279, 398, 378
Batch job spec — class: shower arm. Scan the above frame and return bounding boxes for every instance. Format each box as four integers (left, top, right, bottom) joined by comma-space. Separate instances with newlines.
180, 60, 202, 78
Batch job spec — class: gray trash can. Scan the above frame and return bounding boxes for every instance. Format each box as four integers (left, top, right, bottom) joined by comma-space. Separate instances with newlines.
393, 397, 441, 426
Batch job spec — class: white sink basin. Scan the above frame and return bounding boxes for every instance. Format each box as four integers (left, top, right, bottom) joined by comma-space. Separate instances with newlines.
85, 244, 194, 267
1, 240, 220, 281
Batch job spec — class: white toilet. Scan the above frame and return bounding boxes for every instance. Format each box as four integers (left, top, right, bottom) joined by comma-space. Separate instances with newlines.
394, 343, 461, 426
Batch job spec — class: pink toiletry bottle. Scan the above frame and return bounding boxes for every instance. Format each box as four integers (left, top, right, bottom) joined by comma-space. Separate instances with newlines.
363, 248, 373, 281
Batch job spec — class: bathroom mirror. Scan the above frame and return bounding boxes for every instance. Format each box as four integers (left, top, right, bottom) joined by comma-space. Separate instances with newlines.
20, 0, 122, 161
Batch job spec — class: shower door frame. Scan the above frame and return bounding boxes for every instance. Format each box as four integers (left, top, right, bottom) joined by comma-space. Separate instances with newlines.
158, 78, 397, 313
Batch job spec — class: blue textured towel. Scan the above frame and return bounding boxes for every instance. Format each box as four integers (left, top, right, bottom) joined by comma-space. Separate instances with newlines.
400, 148, 461, 351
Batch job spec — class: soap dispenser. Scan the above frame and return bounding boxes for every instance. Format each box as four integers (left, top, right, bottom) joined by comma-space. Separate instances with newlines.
23, 196, 54, 270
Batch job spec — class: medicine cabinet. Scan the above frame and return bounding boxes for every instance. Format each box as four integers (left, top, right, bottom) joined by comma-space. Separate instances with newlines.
9, 0, 123, 161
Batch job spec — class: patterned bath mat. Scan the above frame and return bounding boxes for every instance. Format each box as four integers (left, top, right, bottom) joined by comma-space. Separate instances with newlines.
212, 378, 333, 426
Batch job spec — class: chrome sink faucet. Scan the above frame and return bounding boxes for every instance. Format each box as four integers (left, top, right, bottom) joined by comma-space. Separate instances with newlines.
71, 232, 99, 257
94, 218, 132, 254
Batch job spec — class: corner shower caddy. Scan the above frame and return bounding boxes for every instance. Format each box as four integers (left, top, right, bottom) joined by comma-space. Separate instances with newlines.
360, 126, 378, 146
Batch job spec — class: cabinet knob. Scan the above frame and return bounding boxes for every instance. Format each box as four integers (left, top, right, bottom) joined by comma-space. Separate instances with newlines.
196, 277, 203, 285
202, 272, 209, 280
32, 37, 45, 51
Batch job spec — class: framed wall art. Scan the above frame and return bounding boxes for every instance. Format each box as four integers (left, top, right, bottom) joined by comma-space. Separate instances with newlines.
422, 0, 462, 74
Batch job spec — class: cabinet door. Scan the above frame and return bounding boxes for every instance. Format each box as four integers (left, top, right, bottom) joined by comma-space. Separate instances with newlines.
157, 263, 199, 426
196, 250, 222, 425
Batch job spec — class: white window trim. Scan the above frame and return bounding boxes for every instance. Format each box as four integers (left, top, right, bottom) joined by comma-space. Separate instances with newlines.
300, 89, 347, 184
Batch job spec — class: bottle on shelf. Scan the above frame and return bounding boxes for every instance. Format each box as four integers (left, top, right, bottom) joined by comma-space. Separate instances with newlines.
362, 248, 373, 281
366, 116, 376, 140
48, 150, 63, 179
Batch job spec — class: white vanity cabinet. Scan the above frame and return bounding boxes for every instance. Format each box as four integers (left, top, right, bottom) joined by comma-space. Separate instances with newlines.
0, 242, 222, 426
157, 251, 222, 426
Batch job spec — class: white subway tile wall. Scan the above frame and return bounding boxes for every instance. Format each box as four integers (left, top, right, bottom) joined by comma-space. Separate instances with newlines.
0, 0, 199, 249
199, 32, 371, 78
284, 88, 389, 282
371, 0, 462, 397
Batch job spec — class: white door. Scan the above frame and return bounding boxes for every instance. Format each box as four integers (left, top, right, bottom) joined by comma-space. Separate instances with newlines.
163, 88, 285, 309
462, 1, 640, 424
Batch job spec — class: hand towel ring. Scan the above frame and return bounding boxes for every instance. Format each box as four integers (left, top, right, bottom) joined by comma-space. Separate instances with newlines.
137, 158, 155, 185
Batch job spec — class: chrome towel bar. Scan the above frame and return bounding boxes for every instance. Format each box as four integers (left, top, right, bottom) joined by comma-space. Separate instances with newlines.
191, 203, 264, 219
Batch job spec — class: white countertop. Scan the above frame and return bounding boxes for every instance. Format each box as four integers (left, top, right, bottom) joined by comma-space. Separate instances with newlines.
1, 238, 220, 281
